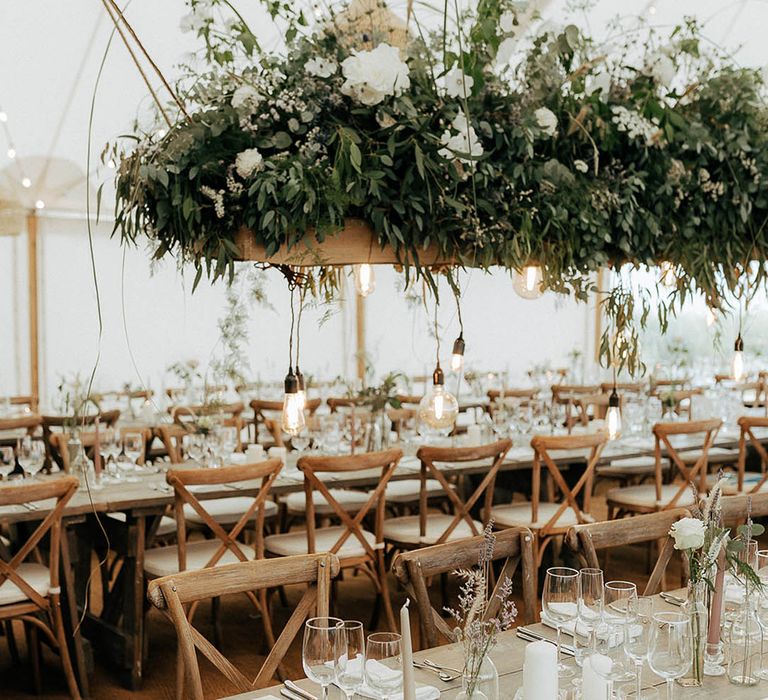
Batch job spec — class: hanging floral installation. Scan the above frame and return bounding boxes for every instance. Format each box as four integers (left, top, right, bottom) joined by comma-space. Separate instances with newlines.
110, 0, 768, 373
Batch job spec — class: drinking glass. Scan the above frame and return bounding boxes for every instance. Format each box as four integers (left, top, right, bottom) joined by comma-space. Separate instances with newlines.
302, 616, 343, 700
365, 632, 403, 700
183, 433, 204, 463
335, 620, 365, 699
648, 612, 692, 700
102, 428, 123, 482
578, 568, 604, 660
17, 437, 45, 480
625, 597, 655, 700
0, 446, 15, 480
123, 432, 144, 470
604, 580, 638, 622
543, 567, 580, 678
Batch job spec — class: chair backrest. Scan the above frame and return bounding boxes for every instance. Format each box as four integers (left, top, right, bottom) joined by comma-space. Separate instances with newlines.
392, 527, 536, 648
0, 476, 78, 611
650, 377, 691, 394
415, 439, 512, 544
326, 397, 365, 413
395, 394, 422, 407
0, 414, 42, 437
651, 419, 722, 508
147, 553, 340, 698
172, 403, 245, 450
528, 433, 608, 535
721, 492, 768, 526
736, 416, 768, 493
488, 388, 539, 402
599, 382, 644, 395
166, 459, 283, 570
3, 395, 38, 412
298, 449, 402, 559
565, 508, 691, 595
50, 427, 151, 471
387, 407, 416, 435
156, 423, 189, 464
551, 384, 600, 401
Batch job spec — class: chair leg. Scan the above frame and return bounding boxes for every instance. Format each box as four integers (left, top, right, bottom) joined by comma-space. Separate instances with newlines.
25, 621, 42, 695
211, 596, 222, 648
377, 551, 397, 632
52, 595, 83, 700
4, 620, 20, 663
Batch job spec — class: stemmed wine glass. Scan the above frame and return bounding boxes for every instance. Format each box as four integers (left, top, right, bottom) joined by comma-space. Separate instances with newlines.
543, 566, 580, 678
365, 632, 403, 700
0, 446, 15, 480
578, 568, 604, 661
335, 620, 365, 699
17, 437, 45, 480
624, 597, 655, 700
123, 432, 144, 473
302, 617, 343, 700
648, 612, 692, 700
102, 428, 123, 482
602, 580, 638, 683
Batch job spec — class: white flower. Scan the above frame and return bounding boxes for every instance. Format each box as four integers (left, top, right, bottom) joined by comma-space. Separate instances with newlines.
179, 5, 213, 33
645, 51, 676, 86
496, 37, 516, 65
611, 105, 659, 145
438, 113, 483, 164
534, 107, 558, 137
341, 43, 410, 106
586, 71, 611, 98
235, 148, 263, 179
231, 85, 260, 112
574, 159, 588, 173
305, 57, 337, 78
669, 517, 706, 551
499, 11, 516, 34
444, 67, 474, 98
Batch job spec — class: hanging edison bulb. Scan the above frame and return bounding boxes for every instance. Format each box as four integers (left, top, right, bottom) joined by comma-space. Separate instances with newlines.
606, 388, 622, 440
295, 367, 306, 412
512, 265, 543, 299
418, 364, 459, 434
450, 335, 465, 372
732, 335, 746, 381
281, 367, 306, 436
354, 264, 376, 297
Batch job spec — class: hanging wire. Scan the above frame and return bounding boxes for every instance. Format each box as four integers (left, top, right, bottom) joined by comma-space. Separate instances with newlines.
288, 285, 296, 370
434, 298, 440, 366
296, 284, 306, 368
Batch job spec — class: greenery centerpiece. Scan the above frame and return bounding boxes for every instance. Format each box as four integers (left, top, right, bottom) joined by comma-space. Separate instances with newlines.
111, 0, 768, 373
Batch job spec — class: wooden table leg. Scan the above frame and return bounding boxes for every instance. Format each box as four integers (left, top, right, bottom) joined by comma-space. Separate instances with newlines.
61, 523, 91, 698
122, 512, 146, 690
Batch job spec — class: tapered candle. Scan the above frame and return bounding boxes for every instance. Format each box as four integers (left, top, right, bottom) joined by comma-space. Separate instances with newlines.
400, 599, 416, 700
93, 418, 102, 476
522, 640, 557, 700
707, 546, 726, 645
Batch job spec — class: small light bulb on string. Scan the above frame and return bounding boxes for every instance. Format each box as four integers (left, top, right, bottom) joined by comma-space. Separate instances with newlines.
450, 334, 465, 372
513, 265, 544, 299
419, 302, 459, 434
281, 287, 306, 436
354, 263, 375, 297
6, 147, 15, 159
21, 177, 31, 189
606, 384, 622, 440
733, 334, 745, 381
35, 200, 45, 210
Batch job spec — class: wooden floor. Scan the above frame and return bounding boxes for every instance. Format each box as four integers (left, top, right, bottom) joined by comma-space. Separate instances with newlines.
0, 495, 703, 700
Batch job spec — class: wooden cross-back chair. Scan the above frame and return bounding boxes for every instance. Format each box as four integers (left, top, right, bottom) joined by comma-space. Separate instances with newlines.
171, 402, 245, 447
383, 440, 512, 551
250, 398, 322, 448
0, 476, 81, 699
326, 396, 363, 413
565, 508, 692, 595
599, 382, 645, 395
736, 416, 768, 494
144, 459, 283, 648
490, 432, 607, 575
49, 428, 152, 471
156, 423, 191, 464
606, 419, 722, 520
2, 395, 38, 412
392, 527, 537, 649
0, 414, 42, 448
147, 553, 340, 700
721, 492, 768, 527
264, 448, 402, 630
487, 389, 539, 418
551, 385, 600, 430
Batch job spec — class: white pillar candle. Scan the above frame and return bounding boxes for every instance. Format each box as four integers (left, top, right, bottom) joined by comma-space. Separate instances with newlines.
400, 600, 416, 700
582, 654, 612, 700
466, 423, 482, 446
522, 640, 558, 700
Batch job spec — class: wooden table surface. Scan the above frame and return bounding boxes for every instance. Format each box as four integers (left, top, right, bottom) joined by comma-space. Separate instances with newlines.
221, 589, 768, 699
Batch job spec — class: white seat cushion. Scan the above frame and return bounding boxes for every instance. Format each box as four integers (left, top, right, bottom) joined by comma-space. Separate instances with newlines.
264, 526, 376, 559
385, 479, 446, 504
107, 512, 177, 537
383, 514, 482, 545
0, 562, 50, 606
285, 489, 370, 515
144, 539, 253, 578
597, 456, 657, 476
184, 497, 277, 526
678, 447, 738, 464
606, 484, 697, 509
490, 502, 591, 530
706, 471, 767, 495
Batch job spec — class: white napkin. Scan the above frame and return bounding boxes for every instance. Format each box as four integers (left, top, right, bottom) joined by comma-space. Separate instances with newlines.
355, 684, 439, 700
187, 484, 227, 493
540, 611, 641, 646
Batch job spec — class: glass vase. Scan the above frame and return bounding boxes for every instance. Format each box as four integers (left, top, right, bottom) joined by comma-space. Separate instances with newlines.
456, 655, 498, 700
727, 590, 763, 686
679, 580, 708, 687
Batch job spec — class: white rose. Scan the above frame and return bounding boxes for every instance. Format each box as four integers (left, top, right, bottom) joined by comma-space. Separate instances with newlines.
305, 57, 337, 78
444, 67, 474, 98
499, 11, 516, 34
231, 85, 260, 112
496, 37, 516, 65
235, 148, 263, 179
574, 159, 588, 173
646, 52, 676, 86
535, 107, 558, 137
341, 43, 410, 106
669, 517, 706, 550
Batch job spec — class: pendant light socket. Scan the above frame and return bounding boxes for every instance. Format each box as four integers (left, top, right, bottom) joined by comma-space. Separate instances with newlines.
608, 388, 620, 408
433, 363, 445, 386
284, 367, 298, 394
451, 335, 465, 357
735, 334, 744, 352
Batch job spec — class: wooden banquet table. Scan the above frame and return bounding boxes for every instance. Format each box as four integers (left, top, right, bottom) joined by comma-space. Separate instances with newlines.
222, 588, 766, 699
0, 426, 762, 693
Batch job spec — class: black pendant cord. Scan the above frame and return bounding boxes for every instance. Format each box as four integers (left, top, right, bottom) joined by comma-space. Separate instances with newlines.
295, 285, 306, 370
288, 286, 296, 373
434, 299, 441, 368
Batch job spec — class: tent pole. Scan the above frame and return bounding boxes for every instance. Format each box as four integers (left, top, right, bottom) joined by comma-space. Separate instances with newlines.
27, 213, 39, 411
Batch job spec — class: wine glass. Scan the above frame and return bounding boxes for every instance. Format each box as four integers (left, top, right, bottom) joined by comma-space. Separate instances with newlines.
183, 433, 204, 463
102, 428, 123, 482
543, 566, 580, 678
602, 580, 638, 682
17, 437, 45, 480
302, 616, 343, 700
335, 620, 365, 699
123, 432, 144, 471
218, 426, 238, 463
648, 612, 692, 700
0, 446, 15, 480
625, 597, 655, 700
578, 568, 604, 660
365, 632, 403, 700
